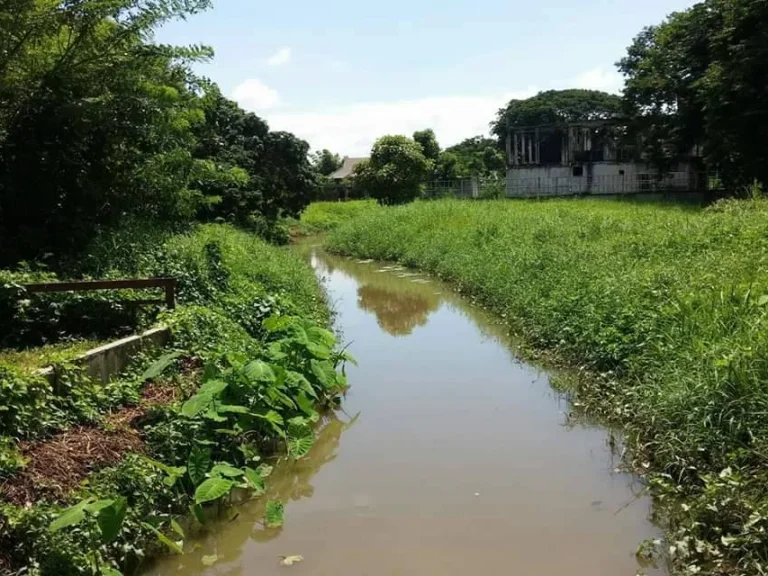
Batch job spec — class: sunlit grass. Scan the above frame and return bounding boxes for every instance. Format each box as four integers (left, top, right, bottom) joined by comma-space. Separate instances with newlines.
328, 197, 768, 573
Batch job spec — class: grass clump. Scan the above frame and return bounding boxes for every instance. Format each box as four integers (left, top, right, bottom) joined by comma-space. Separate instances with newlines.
328, 197, 768, 575
294, 199, 380, 235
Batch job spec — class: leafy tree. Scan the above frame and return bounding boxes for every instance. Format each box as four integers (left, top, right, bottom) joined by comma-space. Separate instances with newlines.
353, 135, 430, 205
0, 0, 213, 265
620, 0, 768, 188
435, 136, 505, 179
311, 149, 343, 177
413, 129, 441, 162
491, 89, 622, 142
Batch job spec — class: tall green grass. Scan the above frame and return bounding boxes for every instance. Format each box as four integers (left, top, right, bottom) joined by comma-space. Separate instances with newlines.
295, 200, 380, 234
328, 198, 768, 574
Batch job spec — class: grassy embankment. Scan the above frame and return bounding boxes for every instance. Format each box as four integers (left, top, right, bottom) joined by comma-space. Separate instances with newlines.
0, 224, 349, 575
292, 199, 379, 236
326, 198, 768, 576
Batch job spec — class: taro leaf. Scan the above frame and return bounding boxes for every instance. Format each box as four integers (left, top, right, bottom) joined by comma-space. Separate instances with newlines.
49, 498, 94, 532
141, 352, 182, 381
203, 408, 228, 423
243, 360, 276, 383
287, 428, 315, 460
256, 463, 274, 478
310, 360, 336, 388
181, 380, 227, 418
254, 410, 284, 436
197, 379, 229, 396
188, 445, 212, 487
263, 315, 291, 333
339, 349, 358, 367
267, 341, 288, 361
244, 467, 265, 493
307, 326, 336, 347
306, 343, 331, 360
209, 463, 245, 478
194, 478, 235, 504
286, 372, 318, 400
202, 554, 219, 567
142, 522, 184, 554
295, 392, 318, 418
217, 405, 250, 414
264, 500, 285, 528
102, 568, 122, 576
97, 497, 127, 544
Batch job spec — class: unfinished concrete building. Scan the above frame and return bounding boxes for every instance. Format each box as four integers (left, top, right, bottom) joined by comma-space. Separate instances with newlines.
505, 120, 704, 197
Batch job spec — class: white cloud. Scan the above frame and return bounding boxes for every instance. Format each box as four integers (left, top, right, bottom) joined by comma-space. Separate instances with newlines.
254, 89, 537, 156
231, 79, 281, 111
266, 47, 292, 67
574, 67, 623, 93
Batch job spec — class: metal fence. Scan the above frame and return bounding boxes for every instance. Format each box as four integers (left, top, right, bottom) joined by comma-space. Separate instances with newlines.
506, 172, 723, 198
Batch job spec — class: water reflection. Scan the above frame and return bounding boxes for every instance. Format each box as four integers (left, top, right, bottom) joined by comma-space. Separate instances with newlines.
146, 413, 353, 574
357, 285, 438, 336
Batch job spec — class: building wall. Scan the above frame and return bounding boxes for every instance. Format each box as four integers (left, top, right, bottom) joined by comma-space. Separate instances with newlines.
506, 162, 700, 197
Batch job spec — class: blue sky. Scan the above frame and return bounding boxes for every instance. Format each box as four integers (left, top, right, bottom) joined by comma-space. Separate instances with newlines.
157, 0, 696, 156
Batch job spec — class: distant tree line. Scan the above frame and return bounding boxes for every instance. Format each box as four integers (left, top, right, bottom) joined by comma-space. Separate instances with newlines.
0, 0, 318, 266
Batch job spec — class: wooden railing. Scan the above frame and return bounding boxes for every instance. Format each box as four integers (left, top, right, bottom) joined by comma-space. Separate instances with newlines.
22, 278, 178, 309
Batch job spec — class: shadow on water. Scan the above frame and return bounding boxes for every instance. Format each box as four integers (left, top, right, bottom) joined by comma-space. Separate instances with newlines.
149, 236, 665, 576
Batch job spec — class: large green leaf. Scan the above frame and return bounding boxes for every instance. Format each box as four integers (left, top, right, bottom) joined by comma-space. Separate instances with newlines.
181, 380, 228, 418
295, 392, 319, 418
49, 498, 94, 532
244, 467, 265, 493
287, 431, 315, 460
243, 360, 276, 383
307, 326, 336, 347
306, 343, 331, 359
141, 352, 182, 381
217, 404, 250, 414
197, 379, 229, 396
286, 371, 318, 399
97, 498, 127, 544
311, 360, 337, 388
209, 463, 244, 478
264, 500, 285, 528
188, 445, 211, 487
194, 478, 235, 504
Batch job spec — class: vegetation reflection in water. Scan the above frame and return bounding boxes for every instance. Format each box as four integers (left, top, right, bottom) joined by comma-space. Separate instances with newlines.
145, 413, 354, 574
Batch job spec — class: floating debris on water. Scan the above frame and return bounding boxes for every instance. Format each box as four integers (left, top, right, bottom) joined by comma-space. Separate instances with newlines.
412, 279, 431, 284
397, 273, 420, 278
357, 259, 374, 264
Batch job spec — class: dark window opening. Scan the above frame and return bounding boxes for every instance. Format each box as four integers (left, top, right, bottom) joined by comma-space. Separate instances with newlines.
573, 165, 584, 177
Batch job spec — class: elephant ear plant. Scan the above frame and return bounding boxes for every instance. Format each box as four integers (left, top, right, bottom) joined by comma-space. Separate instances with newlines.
46, 313, 354, 574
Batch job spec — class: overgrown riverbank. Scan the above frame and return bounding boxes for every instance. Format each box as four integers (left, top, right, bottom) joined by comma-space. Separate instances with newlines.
327, 198, 768, 575
0, 224, 349, 575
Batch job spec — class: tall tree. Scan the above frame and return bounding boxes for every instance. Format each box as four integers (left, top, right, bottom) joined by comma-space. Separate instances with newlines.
413, 129, 441, 162
492, 89, 622, 143
311, 149, 343, 177
353, 135, 429, 205
619, 0, 768, 188
0, 0, 213, 265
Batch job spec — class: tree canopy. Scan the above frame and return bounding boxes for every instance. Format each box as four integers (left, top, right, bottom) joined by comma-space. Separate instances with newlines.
353, 135, 430, 205
491, 90, 622, 142
413, 129, 441, 162
311, 149, 343, 177
435, 136, 506, 180
619, 0, 768, 187
0, 0, 317, 265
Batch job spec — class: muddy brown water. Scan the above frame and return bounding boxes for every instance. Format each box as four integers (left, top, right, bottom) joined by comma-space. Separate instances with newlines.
149, 242, 663, 576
